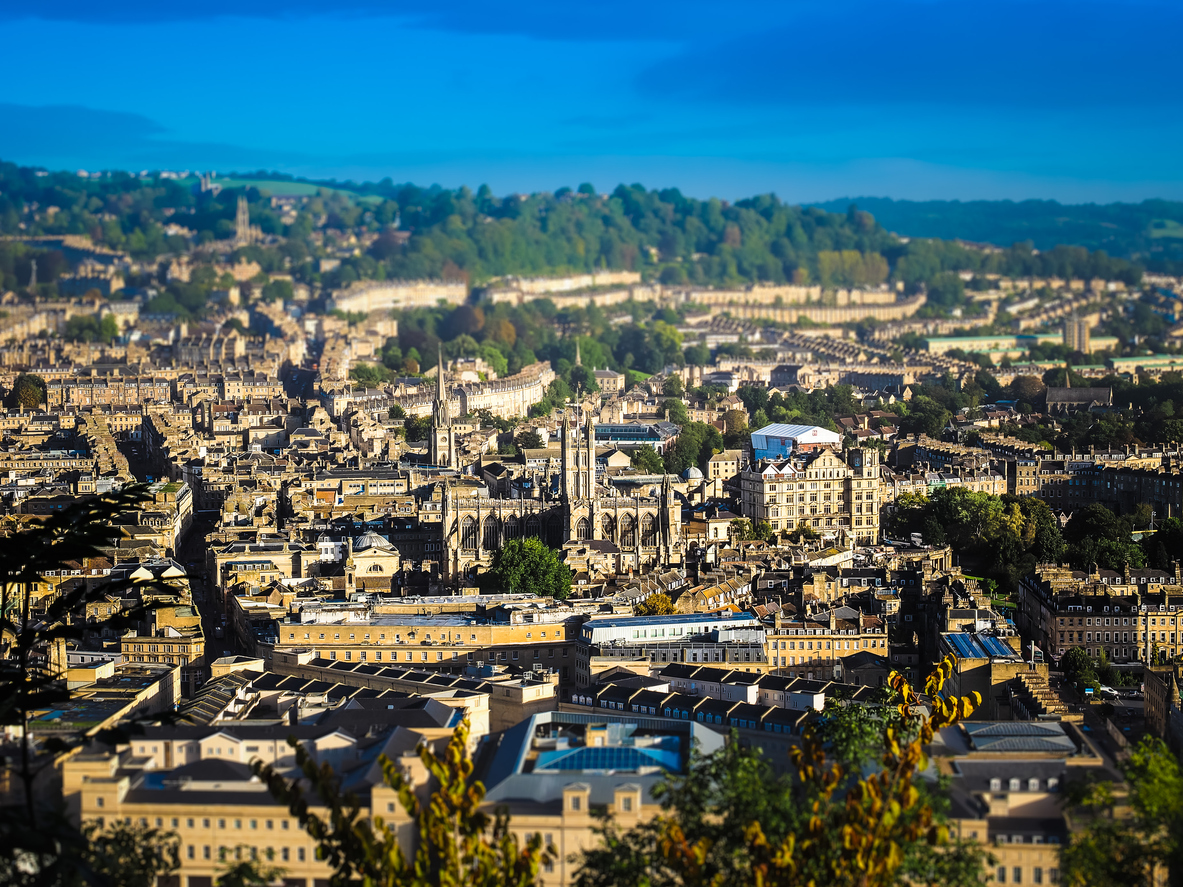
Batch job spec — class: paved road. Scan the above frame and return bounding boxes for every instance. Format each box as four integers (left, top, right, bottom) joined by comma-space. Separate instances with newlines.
117, 439, 153, 482
285, 366, 317, 400
177, 515, 243, 664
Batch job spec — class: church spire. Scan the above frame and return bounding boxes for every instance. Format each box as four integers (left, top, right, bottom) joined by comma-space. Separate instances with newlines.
575, 338, 582, 367
431, 344, 455, 469
561, 409, 573, 503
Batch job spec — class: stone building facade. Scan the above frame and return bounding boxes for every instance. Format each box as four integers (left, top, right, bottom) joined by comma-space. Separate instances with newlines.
438, 409, 681, 581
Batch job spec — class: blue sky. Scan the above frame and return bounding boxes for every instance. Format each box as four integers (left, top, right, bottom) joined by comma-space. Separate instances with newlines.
1, 1, 1180, 202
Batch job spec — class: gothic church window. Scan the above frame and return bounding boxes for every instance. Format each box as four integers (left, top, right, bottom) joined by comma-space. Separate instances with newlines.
483, 516, 500, 551
461, 516, 478, 551
642, 514, 658, 547
602, 514, 616, 543
547, 517, 563, 547
620, 514, 636, 548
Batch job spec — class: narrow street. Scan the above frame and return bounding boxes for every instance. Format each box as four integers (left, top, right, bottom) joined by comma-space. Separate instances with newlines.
116, 437, 238, 668
116, 438, 153, 482
177, 515, 240, 664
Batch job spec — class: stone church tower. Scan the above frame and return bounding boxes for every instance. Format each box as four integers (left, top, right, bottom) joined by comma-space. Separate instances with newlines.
561, 409, 598, 541
430, 346, 457, 469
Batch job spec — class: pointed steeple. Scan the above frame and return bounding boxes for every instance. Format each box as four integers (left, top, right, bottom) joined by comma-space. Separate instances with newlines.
575, 338, 582, 367
431, 343, 455, 468
585, 407, 596, 497
561, 409, 574, 503
1065, 360, 1071, 389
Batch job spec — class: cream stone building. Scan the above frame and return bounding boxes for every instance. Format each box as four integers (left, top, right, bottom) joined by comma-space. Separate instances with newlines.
738, 446, 880, 543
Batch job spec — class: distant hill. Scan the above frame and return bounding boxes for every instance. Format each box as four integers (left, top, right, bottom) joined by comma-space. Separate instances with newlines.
811, 197, 1183, 270
0, 156, 1146, 297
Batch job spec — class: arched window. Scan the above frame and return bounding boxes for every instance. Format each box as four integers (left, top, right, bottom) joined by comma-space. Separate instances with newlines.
525, 515, 542, 538
461, 516, 478, 551
601, 514, 616, 543
368, 564, 383, 573
547, 516, 563, 547
504, 515, 521, 540
619, 513, 636, 548
642, 513, 658, 547
482, 516, 500, 551
576, 517, 591, 541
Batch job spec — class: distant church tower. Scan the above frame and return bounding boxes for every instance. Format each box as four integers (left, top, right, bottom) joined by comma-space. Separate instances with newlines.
430, 346, 457, 469
235, 196, 252, 245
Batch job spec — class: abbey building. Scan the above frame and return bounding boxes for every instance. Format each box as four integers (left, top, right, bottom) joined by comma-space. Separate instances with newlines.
431, 357, 682, 581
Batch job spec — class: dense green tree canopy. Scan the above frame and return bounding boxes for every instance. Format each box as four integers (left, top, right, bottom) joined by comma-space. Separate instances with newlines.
63, 313, 119, 343
487, 537, 572, 599
663, 421, 723, 475
1062, 503, 1144, 571
889, 488, 1064, 590
630, 445, 665, 474
7, 373, 46, 409
1063, 737, 1183, 886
